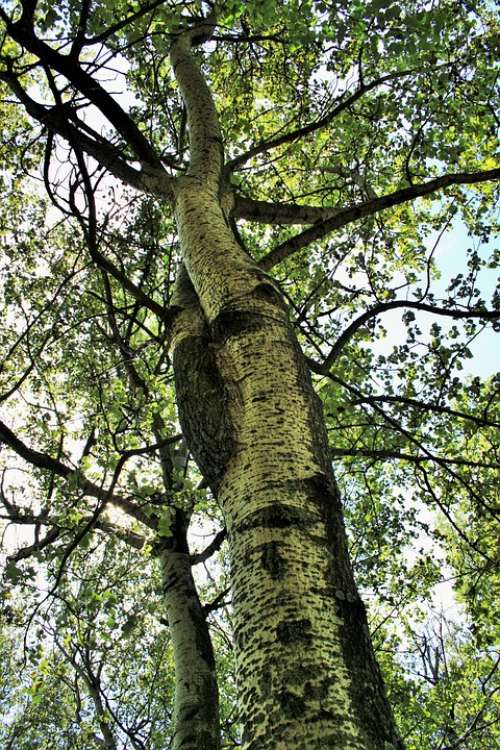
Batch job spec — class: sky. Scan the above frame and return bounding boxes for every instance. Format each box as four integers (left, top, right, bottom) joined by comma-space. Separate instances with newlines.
370, 218, 499, 379
433, 220, 498, 377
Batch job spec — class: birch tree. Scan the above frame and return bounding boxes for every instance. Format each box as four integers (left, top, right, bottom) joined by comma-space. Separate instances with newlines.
0, 2, 498, 749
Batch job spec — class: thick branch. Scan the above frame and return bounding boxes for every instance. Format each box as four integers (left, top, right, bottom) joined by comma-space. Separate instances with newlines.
71, 0, 92, 56
170, 12, 222, 188
0, 70, 172, 197
95, 519, 147, 549
4, 6, 162, 167
323, 300, 500, 369
232, 195, 340, 224
259, 168, 500, 269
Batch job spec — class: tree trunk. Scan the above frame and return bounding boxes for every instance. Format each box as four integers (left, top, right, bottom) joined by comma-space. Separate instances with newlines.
171, 183, 404, 750
99, 282, 221, 750
168, 17, 403, 749
158, 508, 220, 750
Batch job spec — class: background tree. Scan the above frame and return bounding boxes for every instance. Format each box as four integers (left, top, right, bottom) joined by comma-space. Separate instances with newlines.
0, 1, 498, 749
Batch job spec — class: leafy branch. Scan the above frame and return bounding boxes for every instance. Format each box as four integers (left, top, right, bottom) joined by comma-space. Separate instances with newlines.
259, 168, 500, 269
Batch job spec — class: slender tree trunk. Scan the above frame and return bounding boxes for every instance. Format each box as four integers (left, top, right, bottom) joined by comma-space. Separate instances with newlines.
86, 681, 118, 750
158, 509, 220, 750
100, 286, 221, 750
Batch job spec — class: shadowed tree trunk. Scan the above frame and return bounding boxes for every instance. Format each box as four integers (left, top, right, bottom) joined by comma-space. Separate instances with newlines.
159, 510, 220, 750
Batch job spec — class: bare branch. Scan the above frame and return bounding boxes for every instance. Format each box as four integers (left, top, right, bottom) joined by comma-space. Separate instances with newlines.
227, 68, 420, 173
0, 69, 173, 197
190, 528, 226, 565
348, 394, 500, 429
330, 447, 499, 470
85, 0, 170, 46
4, 7, 163, 167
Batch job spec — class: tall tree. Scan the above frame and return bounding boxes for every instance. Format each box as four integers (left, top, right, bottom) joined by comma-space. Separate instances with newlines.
0, 2, 498, 749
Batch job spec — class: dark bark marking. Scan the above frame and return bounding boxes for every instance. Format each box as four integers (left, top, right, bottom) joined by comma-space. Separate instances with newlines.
174, 334, 235, 490
253, 281, 284, 306
259, 664, 272, 698
276, 618, 312, 644
189, 601, 216, 669
211, 309, 265, 342
303, 675, 336, 701
234, 503, 317, 533
283, 664, 317, 687
211, 283, 285, 343
260, 541, 286, 580
277, 688, 306, 718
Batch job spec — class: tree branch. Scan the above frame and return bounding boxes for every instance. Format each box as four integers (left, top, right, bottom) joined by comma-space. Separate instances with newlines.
232, 194, 341, 225
306, 363, 497, 524
330, 447, 499, 470
259, 168, 500, 269
348, 394, 500, 429
85, 0, 170, 46
0, 418, 155, 529
4, 516, 147, 562
190, 528, 226, 565
4, 6, 163, 167
323, 300, 500, 370
0, 69, 173, 197
203, 585, 231, 615
8, 525, 61, 562
169, 10, 222, 187
35, 86, 175, 323
226, 67, 420, 173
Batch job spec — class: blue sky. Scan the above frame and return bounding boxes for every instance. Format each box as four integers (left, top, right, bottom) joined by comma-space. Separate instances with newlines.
429, 219, 498, 378
371, 216, 499, 380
